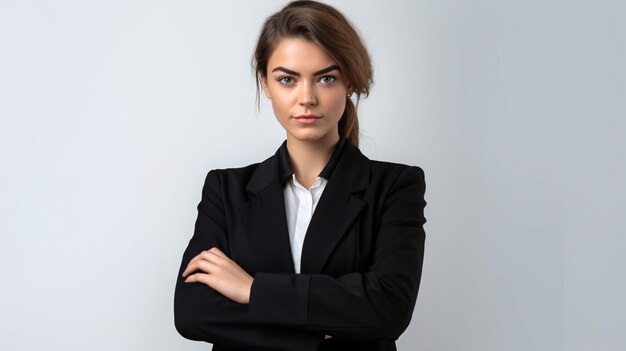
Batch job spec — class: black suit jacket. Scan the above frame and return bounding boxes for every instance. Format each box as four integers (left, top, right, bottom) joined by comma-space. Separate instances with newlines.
174, 138, 427, 351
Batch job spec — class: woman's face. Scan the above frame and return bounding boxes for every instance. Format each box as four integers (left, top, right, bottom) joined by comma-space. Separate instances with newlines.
262, 37, 351, 145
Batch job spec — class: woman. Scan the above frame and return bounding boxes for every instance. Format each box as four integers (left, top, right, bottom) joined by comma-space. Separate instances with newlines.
174, 1, 426, 350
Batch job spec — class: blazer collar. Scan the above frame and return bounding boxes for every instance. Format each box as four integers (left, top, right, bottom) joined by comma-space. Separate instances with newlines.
242, 138, 370, 274
277, 137, 347, 185
245, 137, 369, 194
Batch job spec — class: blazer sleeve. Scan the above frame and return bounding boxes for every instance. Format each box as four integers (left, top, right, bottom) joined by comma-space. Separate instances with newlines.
174, 170, 325, 351
248, 166, 427, 341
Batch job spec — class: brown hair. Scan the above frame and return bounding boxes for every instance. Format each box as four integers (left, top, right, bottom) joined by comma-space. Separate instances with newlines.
252, 0, 373, 148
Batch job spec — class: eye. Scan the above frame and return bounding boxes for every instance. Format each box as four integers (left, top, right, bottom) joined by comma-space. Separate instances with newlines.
320, 75, 336, 84
278, 76, 294, 86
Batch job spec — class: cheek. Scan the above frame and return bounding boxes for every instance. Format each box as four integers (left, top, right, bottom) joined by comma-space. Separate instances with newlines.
328, 93, 347, 115
268, 89, 294, 114
273, 98, 293, 118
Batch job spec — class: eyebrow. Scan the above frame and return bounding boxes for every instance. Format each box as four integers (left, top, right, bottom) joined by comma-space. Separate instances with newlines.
271, 65, 340, 77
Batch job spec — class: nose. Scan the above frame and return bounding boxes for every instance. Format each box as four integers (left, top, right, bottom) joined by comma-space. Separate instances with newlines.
298, 81, 317, 107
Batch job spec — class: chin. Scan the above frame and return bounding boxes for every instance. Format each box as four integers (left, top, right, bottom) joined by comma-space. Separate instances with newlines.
288, 129, 338, 144
291, 135, 325, 143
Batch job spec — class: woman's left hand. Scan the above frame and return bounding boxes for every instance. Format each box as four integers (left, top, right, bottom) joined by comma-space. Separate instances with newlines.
182, 247, 254, 304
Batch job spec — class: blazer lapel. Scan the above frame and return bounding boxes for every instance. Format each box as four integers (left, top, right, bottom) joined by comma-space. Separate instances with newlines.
242, 152, 295, 273
300, 141, 370, 273
242, 140, 371, 275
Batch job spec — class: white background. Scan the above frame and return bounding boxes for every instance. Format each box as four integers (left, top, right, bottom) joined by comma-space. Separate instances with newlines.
1, 0, 624, 350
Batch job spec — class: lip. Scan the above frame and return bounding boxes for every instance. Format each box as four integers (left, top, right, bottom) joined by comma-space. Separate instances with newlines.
293, 114, 321, 125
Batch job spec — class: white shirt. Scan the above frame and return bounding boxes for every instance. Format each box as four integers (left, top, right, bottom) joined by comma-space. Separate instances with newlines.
283, 173, 328, 273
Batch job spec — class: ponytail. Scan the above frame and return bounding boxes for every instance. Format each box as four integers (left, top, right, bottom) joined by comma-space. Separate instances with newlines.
339, 95, 360, 147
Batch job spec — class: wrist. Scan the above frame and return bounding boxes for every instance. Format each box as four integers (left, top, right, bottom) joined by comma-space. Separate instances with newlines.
244, 277, 254, 304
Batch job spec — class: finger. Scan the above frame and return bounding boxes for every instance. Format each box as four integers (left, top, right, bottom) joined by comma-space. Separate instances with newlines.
182, 258, 219, 278
186, 249, 226, 270
182, 255, 202, 277
183, 254, 219, 278
186, 252, 205, 268
183, 247, 235, 278
202, 249, 230, 264
184, 272, 216, 287
208, 247, 229, 260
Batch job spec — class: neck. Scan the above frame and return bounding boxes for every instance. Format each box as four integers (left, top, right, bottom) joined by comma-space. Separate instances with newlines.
285, 133, 340, 188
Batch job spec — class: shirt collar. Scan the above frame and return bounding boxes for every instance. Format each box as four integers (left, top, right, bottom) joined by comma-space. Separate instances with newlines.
278, 137, 348, 186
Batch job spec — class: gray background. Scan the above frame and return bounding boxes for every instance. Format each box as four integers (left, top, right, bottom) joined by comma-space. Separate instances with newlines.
1, 0, 624, 350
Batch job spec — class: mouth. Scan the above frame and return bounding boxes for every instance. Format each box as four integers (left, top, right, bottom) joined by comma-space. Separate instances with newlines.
294, 114, 322, 119
293, 114, 322, 124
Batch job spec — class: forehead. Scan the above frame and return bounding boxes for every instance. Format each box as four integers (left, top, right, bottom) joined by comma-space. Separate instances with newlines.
267, 37, 337, 73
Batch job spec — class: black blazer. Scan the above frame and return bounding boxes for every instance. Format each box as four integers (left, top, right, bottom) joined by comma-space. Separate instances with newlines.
174, 138, 427, 351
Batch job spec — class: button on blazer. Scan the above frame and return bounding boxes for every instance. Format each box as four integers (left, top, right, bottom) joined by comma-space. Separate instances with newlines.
174, 138, 427, 351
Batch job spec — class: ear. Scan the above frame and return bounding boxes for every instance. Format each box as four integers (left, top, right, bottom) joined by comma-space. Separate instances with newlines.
346, 82, 353, 97
261, 76, 271, 99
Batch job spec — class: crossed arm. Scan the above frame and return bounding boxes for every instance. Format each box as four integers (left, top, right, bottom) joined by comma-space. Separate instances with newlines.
181, 246, 254, 305
174, 166, 426, 349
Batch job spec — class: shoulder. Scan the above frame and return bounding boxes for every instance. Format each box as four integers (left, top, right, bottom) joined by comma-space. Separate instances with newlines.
203, 161, 263, 190
369, 159, 425, 187
200, 151, 278, 196
367, 160, 427, 214
207, 163, 261, 181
